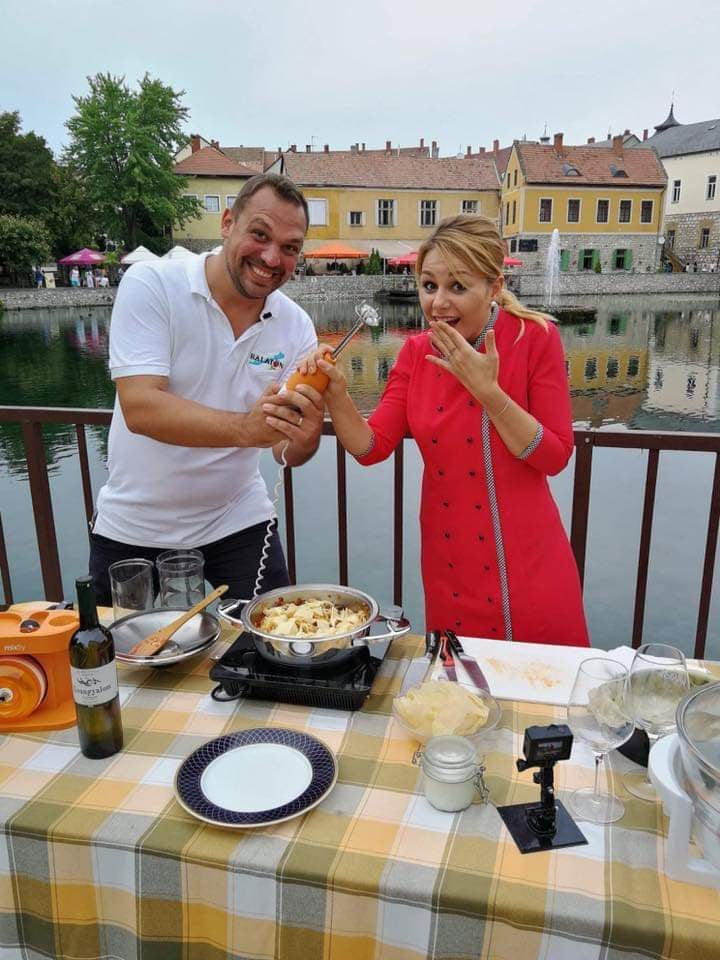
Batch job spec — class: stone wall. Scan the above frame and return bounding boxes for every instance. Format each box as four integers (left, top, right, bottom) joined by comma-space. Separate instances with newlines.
514, 270, 720, 298
3, 272, 720, 311
509, 232, 662, 275
663, 212, 720, 271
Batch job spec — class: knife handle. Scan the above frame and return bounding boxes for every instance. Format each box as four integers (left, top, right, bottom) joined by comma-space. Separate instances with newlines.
425, 630, 441, 657
445, 629, 464, 654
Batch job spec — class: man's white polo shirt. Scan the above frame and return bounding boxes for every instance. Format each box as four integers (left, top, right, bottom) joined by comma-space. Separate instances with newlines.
93, 252, 317, 547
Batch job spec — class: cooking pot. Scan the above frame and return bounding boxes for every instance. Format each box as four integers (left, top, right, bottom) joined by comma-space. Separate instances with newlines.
675, 680, 720, 868
217, 584, 410, 666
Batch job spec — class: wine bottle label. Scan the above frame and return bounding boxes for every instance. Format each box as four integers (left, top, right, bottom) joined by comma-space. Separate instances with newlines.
70, 662, 119, 707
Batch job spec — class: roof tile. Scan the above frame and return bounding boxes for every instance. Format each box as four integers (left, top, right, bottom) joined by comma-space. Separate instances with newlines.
515, 142, 666, 187
281, 154, 499, 190
173, 146, 258, 178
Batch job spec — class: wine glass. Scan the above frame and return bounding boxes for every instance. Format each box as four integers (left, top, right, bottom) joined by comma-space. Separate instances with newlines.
566, 658, 635, 823
623, 643, 690, 802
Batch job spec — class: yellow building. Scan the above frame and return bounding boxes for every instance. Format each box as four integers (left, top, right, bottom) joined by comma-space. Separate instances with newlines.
502, 134, 666, 274
173, 143, 257, 251
274, 152, 500, 260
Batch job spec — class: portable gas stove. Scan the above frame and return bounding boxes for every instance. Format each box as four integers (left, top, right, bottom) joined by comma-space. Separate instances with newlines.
209, 631, 394, 711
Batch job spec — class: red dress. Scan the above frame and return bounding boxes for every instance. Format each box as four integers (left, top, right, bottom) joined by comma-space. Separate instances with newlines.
357, 307, 589, 646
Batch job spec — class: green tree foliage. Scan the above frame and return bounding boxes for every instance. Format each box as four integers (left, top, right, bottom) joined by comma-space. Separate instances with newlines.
45, 163, 98, 257
0, 214, 51, 275
0, 112, 56, 218
65, 73, 202, 250
367, 248, 383, 275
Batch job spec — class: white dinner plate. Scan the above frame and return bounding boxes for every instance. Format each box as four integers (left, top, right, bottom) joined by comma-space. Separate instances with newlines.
174, 727, 338, 828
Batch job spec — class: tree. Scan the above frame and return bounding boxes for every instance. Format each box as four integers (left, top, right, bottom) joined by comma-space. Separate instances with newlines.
367, 248, 383, 275
45, 163, 99, 257
65, 73, 202, 250
0, 112, 56, 219
0, 215, 51, 282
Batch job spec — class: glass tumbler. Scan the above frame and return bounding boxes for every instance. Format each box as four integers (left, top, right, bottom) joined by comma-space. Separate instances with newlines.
109, 558, 155, 621
157, 549, 205, 610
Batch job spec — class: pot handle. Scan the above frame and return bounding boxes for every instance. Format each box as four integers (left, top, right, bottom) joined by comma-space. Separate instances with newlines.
357, 609, 411, 644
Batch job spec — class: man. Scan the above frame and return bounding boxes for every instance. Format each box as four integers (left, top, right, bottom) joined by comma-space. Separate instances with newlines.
89, 173, 324, 604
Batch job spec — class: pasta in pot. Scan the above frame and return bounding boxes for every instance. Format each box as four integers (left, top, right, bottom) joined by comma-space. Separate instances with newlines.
254, 598, 368, 638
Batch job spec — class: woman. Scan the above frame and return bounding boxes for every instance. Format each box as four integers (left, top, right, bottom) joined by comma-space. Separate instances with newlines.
281, 216, 589, 646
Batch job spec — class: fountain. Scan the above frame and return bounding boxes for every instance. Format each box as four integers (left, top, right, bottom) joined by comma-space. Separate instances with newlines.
544, 228, 561, 312
538, 228, 597, 324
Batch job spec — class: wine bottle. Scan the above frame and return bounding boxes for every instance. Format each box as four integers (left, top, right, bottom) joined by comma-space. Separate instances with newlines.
69, 576, 123, 759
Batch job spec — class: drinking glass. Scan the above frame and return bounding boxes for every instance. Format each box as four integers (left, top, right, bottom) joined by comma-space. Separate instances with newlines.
156, 549, 205, 610
109, 558, 155, 621
566, 658, 635, 823
623, 643, 690, 802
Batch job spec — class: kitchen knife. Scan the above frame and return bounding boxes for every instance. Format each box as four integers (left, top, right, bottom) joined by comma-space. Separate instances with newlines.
446, 630, 491, 692
440, 633, 458, 682
399, 630, 441, 694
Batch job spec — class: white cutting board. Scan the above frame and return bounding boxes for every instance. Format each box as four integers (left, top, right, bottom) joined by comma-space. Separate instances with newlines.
432, 639, 636, 706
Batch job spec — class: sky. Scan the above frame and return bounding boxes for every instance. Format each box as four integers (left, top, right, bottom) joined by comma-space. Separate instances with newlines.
3, 0, 720, 157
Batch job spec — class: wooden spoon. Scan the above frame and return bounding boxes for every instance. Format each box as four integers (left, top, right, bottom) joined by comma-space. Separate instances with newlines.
128, 585, 229, 658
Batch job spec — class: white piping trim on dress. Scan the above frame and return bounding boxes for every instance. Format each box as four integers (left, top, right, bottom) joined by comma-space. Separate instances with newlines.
476, 304, 513, 641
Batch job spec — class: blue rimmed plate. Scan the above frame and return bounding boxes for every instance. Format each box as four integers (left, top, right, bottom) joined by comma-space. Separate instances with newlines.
174, 727, 338, 828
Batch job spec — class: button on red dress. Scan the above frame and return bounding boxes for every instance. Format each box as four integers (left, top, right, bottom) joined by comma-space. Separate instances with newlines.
357, 307, 589, 646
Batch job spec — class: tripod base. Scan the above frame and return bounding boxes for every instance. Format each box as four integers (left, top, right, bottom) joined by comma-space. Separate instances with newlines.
497, 800, 588, 854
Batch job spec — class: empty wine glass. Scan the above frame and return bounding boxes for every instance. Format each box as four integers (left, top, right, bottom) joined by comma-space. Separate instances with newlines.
623, 643, 689, 802
566, 658, 635, 823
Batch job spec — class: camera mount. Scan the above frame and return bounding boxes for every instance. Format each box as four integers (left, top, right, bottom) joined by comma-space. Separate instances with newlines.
497, 724, 588, 854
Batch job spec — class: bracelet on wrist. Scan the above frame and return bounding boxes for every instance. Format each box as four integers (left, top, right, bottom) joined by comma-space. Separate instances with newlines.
487, 396, 510, 421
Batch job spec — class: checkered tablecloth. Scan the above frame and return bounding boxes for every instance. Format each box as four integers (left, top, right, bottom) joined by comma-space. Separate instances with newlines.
0, 624, 718, 960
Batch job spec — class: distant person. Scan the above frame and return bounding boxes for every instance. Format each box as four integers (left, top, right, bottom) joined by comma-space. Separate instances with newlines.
693, 261, 699, 273
89, 173, 324, 606
85, 269, 94, 289
70, 266, 80, 287
34, 268, 44, 289
117, 266, 125, 284
298, 214, 589, 645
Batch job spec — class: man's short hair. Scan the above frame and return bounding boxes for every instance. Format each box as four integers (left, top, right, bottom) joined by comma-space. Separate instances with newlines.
231, 173, 309, 231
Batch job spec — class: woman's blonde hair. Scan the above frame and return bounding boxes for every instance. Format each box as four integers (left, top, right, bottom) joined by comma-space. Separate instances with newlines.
415, 214, 551, 335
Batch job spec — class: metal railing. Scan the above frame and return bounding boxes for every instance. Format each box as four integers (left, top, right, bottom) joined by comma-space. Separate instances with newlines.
1, 405, 719, 658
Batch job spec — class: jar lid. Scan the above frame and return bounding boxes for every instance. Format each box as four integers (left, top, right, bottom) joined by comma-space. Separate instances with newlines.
421, 735, 477, 782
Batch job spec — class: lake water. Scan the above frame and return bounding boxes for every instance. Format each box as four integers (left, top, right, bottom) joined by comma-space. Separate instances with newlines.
1, 294, 719, 657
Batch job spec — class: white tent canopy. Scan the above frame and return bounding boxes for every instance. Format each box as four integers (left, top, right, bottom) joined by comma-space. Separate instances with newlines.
121, 245, 160, 264
162, 245, 196, 260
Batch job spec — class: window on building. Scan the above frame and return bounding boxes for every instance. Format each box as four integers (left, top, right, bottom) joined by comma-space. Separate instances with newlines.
667, 229, 676, 248
707, 176, 717, 201
461, 199, 478, 214
505, 202, 510, 226
420, 200, 437, 227
580, 248, 597, 271
349, 210, 363, 226
584, 358, 598, 380
672, 180, 681, 203
700, 227, 710, 248
687, 374, 697, 398
377, 357, 392, 381
307, 199, 328, 225
225, 195, 236, 209
509, 237, 517, 252
596, 199, 609, 223
350, 356, 364, 376
619, 200, 632, 223
567, 199, 580, 223
518, 238, 538, 252
613, 248, 632, 270
640, 200, 653, 223
204, 195, 220, 212
513, 169, 518, 187
627, 356, 640, 377
539, 198, 553, 223
183, 193, 199, 202
377, 199, 395, 227
606, 357, 619, 379
512, 200, 516, 223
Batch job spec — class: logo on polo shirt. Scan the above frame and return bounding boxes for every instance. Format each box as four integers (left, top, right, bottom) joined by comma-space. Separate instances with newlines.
248, 350, 286, 370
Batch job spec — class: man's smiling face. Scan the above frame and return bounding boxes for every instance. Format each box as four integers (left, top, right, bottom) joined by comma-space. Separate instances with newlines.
220, 186, 306, 300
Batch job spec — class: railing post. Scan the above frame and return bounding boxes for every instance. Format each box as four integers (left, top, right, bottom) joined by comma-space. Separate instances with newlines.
21, 421, 63, 600
694, 452, 720, 659
570, 434, 593, 589
631, 449, 659, 648
393, 444, 404, 607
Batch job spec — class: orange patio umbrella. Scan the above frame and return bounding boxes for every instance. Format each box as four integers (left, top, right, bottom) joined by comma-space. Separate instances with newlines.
304, 242, 368, 259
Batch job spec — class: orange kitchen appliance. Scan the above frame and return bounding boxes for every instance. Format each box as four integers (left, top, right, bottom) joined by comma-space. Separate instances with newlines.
0, 607, 78, 732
